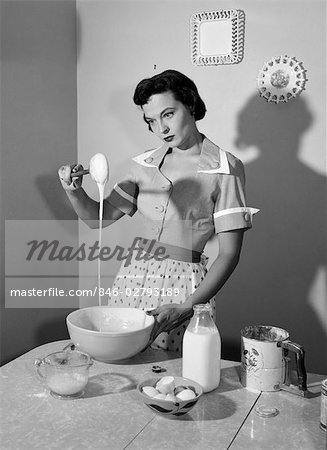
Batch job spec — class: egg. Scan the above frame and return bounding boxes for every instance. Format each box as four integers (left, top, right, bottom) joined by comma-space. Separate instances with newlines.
165, 393, 178, 402
142, 386, 159, 398
174, 385, 188, 395
154, 393, 167, 400
155, 376, 175, 395
176, 389, 196, 401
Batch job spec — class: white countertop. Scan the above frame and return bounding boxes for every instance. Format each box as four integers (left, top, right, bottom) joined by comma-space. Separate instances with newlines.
0, 340, 326, 450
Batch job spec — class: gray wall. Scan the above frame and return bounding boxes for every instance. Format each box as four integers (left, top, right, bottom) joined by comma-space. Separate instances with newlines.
1, 0, 78, 364
76, 0, 326, 374
1, 0, 326, 376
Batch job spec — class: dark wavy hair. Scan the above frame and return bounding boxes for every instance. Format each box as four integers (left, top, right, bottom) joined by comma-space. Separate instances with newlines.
133, 70, 207, 124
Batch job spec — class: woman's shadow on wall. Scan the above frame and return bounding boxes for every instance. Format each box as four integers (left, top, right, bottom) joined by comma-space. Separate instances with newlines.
225, 93, 326, 372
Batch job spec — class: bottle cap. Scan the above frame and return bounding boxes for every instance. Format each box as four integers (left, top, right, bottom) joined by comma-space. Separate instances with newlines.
255, 405, 279, 418
193, 304, 211, 312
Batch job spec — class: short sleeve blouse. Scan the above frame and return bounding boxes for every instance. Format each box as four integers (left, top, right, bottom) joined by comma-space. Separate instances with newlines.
106, 136, 259, 253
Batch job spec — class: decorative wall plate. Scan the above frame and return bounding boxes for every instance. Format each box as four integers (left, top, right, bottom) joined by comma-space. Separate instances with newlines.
191, 9, 245, 65
257, 55, 308, 103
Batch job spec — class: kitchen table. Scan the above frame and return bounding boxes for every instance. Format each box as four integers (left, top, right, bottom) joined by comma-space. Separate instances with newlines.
0, 340, 326, 450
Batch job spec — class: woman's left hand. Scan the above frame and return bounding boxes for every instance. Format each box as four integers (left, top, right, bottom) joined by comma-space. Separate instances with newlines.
145, 302, 193, 348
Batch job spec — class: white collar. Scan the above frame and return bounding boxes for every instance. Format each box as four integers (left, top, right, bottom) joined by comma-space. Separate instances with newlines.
132, 136, 231, 174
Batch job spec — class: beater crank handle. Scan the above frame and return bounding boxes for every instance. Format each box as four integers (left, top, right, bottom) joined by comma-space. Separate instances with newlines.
71, 169, 89, 177
281, 340, 307, 391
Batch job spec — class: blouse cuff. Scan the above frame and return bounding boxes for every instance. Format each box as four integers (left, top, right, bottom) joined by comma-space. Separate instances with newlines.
107, 184, 137, 217
214, 207, 260, 233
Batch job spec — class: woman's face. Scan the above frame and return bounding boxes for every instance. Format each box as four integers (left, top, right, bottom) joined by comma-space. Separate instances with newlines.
142, 91, 198, 150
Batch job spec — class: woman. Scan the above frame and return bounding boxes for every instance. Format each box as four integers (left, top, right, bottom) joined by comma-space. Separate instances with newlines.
58, 69, 258, 352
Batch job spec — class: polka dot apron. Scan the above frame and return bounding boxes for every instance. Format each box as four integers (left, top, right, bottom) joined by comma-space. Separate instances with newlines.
107, 249, 215, 354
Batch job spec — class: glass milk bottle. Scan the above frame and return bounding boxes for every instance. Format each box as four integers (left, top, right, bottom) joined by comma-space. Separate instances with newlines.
182, 303, 221, 393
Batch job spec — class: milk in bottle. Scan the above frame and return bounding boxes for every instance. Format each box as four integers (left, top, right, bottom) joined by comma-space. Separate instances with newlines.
182, 304, 221, 393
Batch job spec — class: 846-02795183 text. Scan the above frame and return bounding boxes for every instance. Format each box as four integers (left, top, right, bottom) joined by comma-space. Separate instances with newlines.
9, 287, 181, 298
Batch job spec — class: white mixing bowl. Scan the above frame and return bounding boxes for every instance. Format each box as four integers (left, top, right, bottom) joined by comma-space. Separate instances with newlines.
66, 307, 155, 362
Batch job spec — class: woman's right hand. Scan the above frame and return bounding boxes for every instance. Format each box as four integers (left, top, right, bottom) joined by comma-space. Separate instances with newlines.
58, 164, 84, 191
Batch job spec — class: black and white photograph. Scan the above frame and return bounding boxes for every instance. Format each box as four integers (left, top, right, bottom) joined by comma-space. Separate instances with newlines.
1, 0, 326, 448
